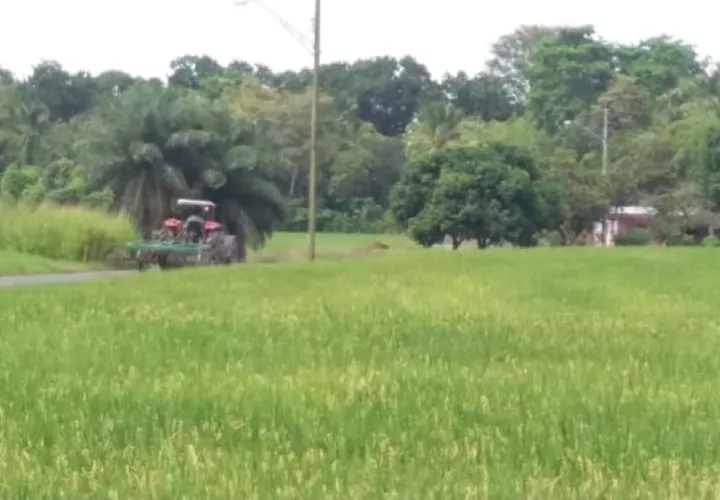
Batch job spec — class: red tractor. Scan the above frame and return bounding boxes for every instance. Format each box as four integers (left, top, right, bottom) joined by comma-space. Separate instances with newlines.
127, 198, 239, 270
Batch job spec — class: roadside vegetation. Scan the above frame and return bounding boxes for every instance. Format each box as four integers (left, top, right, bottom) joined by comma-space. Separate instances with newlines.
0, 203, 134, 263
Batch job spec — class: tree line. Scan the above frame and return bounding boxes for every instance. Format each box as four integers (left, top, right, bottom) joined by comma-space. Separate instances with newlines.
0, 24, 719, 249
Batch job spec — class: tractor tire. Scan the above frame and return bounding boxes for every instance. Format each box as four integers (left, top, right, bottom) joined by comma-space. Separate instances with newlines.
157, 253, 169, 270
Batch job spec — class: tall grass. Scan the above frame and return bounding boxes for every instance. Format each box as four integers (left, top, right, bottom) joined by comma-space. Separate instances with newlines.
2, 248, 720, 497
0, 203, 135, 262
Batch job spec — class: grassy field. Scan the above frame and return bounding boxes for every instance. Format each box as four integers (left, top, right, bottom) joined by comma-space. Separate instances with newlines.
0, 250, 99, 275
2, 248, 720, 497
252, 231, 416, 257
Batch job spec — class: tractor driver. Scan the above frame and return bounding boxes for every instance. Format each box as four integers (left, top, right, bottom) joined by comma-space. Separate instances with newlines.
184, 207, 205, 243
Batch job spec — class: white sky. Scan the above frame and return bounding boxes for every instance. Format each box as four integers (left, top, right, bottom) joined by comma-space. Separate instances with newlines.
2, 0, 718, 80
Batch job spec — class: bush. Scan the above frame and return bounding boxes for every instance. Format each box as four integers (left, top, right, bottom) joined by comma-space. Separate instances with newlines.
543, 230, 566, 247
614, 228, 651, 246
665, 232, 697, 246
0, 202, 136, 262
701, 235, 720, 247
283, 199, 400, 234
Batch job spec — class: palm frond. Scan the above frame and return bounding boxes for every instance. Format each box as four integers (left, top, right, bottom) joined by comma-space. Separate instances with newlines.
201, 168, 227, 189
224, 145, 258, 172
165, 130, 216, 151
130, 142, 164, 166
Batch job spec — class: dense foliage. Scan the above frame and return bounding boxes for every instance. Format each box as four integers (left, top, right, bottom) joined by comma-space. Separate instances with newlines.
1, 25, 719, 247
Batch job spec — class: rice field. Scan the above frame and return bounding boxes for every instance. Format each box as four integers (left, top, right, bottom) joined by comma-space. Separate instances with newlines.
1, 248, 720, 498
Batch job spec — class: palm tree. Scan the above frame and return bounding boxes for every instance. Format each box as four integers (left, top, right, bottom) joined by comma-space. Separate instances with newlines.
0, 86, 51, 166
77, 83, 188, 236
78, 83, 287, 255
405, 102, 464, 158
194, 99, 287, 258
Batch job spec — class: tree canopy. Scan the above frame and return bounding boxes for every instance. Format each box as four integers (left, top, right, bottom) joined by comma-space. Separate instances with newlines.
0, 24, 718, 249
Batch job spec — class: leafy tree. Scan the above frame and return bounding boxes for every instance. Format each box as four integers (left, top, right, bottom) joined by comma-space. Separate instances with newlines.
527, 26, 615, 133
616, 36, 704, 97
168, 55, 223, 89
441, 71, 518, 120
223, 77, 341, 200
392, 145, 558, 248
224, 76, 402, 232
94, 70, 139, 96
24, 61, 97, 121
322, 56, 433, 136
487, 25, 560, 103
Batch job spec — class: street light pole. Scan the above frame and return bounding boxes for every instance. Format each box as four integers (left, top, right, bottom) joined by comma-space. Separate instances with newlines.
308, 0, 320, 260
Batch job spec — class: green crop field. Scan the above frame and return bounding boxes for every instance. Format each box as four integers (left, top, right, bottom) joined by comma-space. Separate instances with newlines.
2, 248, 720, 497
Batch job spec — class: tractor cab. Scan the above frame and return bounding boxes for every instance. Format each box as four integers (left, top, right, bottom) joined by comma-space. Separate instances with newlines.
164, 199, 223, 236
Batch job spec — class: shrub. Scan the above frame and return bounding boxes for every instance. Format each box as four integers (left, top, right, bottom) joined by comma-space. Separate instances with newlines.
283, 199, 400, 234
0, 202, 136, 262
664, 230, 697, 247
665, 232, 697, 246
615, 228, 651, 246
701, 235, 720, 247
544, 230, 566, 247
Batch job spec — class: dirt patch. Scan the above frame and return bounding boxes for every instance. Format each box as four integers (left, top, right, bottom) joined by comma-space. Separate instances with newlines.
366, 240, 390, 251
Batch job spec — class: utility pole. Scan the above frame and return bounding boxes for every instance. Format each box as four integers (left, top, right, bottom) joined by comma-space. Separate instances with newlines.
308, 0, 320, 260
601, 107, 608, 175
567, 108, 611, 245
234, 0, 318, 260
601, 107, 609, 246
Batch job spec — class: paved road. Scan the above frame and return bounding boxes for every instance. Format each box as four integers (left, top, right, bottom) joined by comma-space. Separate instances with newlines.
0, 270, 135, 288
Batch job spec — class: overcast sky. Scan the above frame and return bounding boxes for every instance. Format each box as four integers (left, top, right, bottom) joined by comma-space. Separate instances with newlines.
2, 0, 718, 80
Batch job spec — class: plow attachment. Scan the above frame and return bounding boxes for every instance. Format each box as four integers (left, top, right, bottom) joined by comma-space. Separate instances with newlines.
122, 240, 212, 271
123, 240, 210, 253
120, 235, 238, 271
